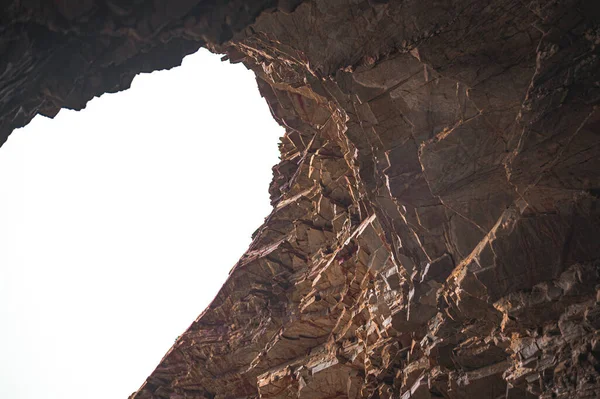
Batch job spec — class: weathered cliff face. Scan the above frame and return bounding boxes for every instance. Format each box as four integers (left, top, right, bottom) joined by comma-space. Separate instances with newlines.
2, 1, 599, 398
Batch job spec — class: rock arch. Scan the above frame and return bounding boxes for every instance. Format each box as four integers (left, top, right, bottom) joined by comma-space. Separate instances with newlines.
2, 1, 599, 398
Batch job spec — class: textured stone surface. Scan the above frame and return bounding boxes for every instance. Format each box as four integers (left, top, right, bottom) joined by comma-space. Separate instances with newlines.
1, 1, 599, 398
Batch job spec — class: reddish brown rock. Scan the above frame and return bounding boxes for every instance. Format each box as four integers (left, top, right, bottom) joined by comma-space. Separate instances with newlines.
1, 1, 599, 398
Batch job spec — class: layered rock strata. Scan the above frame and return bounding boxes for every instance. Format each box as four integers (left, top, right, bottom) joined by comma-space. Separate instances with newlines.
1, 1, 599, 398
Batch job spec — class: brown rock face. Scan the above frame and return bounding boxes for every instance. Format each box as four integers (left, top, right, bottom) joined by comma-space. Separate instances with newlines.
2, 1, 599, 398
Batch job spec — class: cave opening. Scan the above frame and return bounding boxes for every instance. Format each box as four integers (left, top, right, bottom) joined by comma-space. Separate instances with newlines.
1, 1, 599, 398
0, 48, 282, 399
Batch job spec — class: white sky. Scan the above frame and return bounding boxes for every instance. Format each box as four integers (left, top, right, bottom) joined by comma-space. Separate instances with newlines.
0, 49, 282, 399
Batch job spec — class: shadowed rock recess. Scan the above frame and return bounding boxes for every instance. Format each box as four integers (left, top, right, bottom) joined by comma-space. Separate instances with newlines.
2, 1, 600, 398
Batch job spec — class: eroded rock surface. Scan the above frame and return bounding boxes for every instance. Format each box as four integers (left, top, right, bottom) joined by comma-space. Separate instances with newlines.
1, 1, 599, 398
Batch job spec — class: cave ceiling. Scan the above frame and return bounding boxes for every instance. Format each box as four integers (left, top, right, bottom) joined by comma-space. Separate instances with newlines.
1, 1, 599, 398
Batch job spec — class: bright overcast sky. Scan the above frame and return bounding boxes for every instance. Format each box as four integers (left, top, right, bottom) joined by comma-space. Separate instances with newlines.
0, 49, 282, 399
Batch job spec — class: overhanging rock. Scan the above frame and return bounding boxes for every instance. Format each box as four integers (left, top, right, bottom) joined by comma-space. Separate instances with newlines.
1, 1, 599, 398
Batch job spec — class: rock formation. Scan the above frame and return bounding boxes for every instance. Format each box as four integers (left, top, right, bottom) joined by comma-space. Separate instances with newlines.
1, 1, 599, 398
